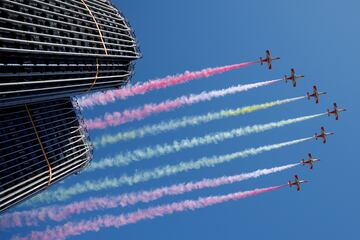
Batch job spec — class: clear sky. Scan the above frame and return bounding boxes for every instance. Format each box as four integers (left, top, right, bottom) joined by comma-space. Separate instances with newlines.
3, 0, 360, 239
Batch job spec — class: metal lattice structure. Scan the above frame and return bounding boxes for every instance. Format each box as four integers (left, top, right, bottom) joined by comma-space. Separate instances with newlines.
0, 0, 140, 106
0, 0, 139, 212
0, 98, 92, 212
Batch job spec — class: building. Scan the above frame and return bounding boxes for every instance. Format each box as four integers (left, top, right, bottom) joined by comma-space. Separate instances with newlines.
0, 0, 139, 212
0, 98, 92, 212
0, 0, 140, 107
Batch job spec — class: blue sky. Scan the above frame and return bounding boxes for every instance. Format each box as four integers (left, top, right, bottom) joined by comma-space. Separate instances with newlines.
3, 0, 360, 239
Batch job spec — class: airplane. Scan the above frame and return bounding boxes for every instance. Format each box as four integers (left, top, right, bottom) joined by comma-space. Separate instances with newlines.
301, 153, 320, 170
327, 102, 346, 120
259, 50, 280, 70
307, 85, 327, 104
283, 68, 305, 87
315, 126, 334, 144
288, 175, 307, 191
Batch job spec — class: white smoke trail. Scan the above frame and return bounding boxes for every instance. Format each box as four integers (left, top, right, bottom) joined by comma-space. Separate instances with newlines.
93, 96, 306, 148
25, 137, 312, 205
89, 114, 324, 170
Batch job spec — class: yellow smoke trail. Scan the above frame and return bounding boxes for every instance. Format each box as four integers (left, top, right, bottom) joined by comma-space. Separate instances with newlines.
93, 96, 306, 148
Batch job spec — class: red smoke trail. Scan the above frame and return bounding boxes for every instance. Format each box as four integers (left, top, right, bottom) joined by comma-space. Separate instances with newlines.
12, 185, 285, 240
1, 164, 295, 228
85, 79, 280, 129
78, 62, 256, 108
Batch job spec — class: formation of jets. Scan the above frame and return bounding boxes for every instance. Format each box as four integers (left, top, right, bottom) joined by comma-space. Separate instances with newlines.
258, 50, 346, 192
287, 152, 321, 191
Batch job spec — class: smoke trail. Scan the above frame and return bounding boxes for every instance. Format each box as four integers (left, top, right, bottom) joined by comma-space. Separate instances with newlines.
85, 79, 281, 129
93, 96, 306, 147
1, 163, 297, 228
78, 62, 257, 108
12, 185, 285, 240
26, 137, 311, 205
90, 114, 324, 170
